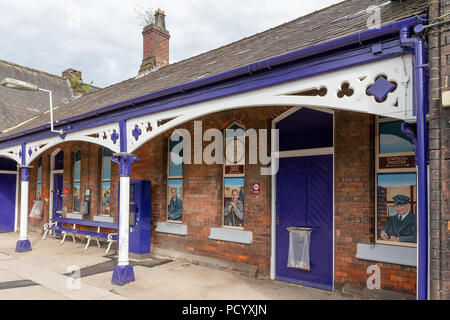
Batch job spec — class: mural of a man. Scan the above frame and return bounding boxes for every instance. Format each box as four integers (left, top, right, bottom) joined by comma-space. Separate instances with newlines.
102, 190, 110, 215
168, 187, 182, 221
224, 189, 244, 227
380, 194, 417, 243
73, 187, 80, 212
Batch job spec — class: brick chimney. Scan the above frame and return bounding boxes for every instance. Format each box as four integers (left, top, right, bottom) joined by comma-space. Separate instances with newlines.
62, 68, 82, 83
138, 9, 170, 75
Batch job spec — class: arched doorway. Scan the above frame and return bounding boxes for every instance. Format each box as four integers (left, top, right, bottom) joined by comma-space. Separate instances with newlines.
273, 107, 334, 291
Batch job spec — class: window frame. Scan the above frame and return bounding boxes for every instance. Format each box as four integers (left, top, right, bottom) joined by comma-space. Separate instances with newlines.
36, 156, 42, 200
375, 116, 417, 248
100, 148, 112, 216
222, 121, 246, 230
167, 134, 183, 224
73, 149, 81, 214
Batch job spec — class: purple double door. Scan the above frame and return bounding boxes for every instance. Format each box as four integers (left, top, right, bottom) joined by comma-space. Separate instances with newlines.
276, 155, 333, 291
0, 173, 17, 233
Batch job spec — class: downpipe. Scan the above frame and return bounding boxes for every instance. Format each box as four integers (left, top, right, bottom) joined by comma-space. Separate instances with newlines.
399, 26, 428, 301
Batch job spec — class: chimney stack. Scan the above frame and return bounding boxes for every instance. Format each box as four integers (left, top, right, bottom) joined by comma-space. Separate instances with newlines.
62, 68, 82, 83
138, 9, 170, 75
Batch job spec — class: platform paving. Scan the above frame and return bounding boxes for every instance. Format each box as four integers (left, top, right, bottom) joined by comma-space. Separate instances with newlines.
0, 231, 347, 300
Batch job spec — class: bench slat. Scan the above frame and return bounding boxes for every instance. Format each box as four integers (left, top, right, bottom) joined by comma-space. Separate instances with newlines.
53, 217, 117, 230
59, 228, 110, 239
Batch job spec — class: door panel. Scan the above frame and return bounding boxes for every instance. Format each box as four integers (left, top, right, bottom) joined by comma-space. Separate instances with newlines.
276, 155, 333, 291
0, 174, 16, 233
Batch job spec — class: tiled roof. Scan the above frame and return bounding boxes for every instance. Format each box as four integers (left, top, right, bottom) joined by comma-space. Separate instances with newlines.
0, 0, 428, 138
0, 60, 74, 132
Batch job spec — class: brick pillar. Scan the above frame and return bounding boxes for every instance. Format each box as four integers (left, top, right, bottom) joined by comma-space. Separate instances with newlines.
428, 0, 450, 300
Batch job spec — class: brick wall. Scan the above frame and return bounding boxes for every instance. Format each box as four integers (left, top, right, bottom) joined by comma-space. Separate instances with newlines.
428, 0, 450, 301
334, 110, 417, 295
26, 106, 417, 293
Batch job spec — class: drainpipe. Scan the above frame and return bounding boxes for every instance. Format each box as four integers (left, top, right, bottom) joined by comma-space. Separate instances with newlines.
399, 26, 428, 300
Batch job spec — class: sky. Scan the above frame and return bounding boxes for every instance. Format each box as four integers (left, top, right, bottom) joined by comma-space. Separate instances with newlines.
0, 0, 343, 88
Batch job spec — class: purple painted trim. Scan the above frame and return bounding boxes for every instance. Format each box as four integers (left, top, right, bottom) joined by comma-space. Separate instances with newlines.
111, 130, 119, 145
367, 76, 396, 101
111, 264, 135, 286
0, 39, 405, 150
111, 153, 140, 177
401, 122, 417, 148
119, 120, 127, 153
15, 240, 32, 253
21, 167, 29, 182
20, 143, 26, 165
132, 125, 142, 141
0, 16, 424, 148
400, 25, 428, 300
59, 131, 67, 140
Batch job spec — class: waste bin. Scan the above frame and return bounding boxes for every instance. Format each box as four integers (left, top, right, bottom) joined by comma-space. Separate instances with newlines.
287, 227, 313, 271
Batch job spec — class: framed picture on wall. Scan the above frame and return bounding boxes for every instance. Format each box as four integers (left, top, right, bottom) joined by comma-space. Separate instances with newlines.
376, 172, 417, 245
223, 177, 245, 228
167, 178, 183, 222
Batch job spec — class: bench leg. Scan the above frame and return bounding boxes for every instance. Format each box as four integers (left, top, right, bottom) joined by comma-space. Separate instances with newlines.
42, 229, 49, 240
85, 236, 91, 250
106, 241, 113, 255
96, 238, 101, 248
61, 232, 67, 244
72, 234, 76, 243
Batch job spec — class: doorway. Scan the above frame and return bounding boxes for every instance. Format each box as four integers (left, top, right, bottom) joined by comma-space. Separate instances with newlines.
0, 157, 18, 233
49, 149, 64, 220
272, 107, 334, 291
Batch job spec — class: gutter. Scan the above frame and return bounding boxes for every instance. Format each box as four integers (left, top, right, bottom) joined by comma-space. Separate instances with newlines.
0, 15, 424, 143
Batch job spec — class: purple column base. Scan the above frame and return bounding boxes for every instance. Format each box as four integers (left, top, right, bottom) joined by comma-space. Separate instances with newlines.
111, 265, 135, 286
15, 240, 32, 253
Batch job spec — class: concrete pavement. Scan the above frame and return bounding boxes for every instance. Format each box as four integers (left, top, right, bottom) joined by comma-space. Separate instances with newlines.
0, 231, 347, 300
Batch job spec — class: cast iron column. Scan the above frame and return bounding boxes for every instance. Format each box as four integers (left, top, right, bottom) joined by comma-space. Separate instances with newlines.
15, 165, 33, 252
111, 152, 139, 286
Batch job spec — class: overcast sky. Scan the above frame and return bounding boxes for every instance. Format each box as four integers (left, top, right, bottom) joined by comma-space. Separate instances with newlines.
0, 0, 343, 88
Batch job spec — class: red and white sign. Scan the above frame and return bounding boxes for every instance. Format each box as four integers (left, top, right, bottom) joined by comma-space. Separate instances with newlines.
252, 183, 260, 194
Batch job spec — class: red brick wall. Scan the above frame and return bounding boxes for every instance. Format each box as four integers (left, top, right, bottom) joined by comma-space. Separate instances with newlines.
334, 110, 416, 295
131, 107, 283, 275
25, 107, 417, 293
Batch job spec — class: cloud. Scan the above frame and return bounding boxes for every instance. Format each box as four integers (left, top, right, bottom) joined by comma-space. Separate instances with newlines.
0, 0, 342, 88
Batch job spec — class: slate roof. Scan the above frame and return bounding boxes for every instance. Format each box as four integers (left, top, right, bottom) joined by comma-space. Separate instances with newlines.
0, 0, 428, 139
0, 60, 74, 133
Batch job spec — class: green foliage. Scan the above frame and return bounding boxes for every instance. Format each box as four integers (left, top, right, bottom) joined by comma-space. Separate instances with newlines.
69, 76, 93, 93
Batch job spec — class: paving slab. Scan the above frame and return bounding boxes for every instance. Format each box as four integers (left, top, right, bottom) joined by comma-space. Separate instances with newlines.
0, 231, 347, 300
0, 284, 67, 300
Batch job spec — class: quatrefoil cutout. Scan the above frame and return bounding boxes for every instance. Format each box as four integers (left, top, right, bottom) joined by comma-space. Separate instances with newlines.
366, 75, 397, 103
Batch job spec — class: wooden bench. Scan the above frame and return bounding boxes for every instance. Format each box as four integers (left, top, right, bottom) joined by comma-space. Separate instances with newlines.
43, 216, 118, 254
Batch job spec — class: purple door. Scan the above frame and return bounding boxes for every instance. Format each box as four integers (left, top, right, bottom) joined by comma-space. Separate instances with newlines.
276, 155, 333, 291
53, 173, 63, 218
0, 173, 17, 233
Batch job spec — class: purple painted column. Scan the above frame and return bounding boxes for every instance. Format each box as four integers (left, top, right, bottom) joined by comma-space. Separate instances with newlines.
111, 152, 140, 286
16, 165, 33, 253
